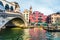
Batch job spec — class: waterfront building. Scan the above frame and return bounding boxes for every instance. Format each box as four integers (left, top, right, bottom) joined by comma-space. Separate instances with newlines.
47, 12, 60, 25
23, 9, 29, 23
29, 11, 47, 26
23, 6, 33, 24
0, 0, 20, 13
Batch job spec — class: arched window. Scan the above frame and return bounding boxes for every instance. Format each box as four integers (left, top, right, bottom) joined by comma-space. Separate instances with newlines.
0, 1, 3, 6
5, 4, 9, 10
10, 6, 13, 11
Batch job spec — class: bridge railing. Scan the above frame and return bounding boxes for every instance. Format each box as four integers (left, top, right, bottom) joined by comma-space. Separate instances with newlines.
0, 12, 24, 17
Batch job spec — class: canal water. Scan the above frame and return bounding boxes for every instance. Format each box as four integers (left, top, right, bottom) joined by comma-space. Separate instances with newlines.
46, 32, 60, 40
0, 28, 24, 40
0, 28, 60, 40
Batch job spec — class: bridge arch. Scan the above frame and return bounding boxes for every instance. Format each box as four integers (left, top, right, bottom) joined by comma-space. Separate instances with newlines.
5, 17, 26, 28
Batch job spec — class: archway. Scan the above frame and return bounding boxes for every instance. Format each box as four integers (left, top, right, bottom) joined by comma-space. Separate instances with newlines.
10, 6, 13, 11
5, 4, 9, 11
5, 18, 25, 28
0, 1, 5, 12
0, 1, 4, 6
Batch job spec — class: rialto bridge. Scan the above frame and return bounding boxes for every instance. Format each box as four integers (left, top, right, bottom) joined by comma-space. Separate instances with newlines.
0, 12, 28, 29
0, 0, 28, 29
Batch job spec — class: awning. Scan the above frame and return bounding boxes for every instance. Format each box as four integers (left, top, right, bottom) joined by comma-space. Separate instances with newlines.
38, 23, 48, 26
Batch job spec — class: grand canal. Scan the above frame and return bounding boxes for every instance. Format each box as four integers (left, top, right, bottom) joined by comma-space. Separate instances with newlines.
0, 27, 60, 40
0, 28, 24, 40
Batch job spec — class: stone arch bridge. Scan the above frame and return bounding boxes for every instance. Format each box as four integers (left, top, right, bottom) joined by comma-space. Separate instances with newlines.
0, 12, 28, 29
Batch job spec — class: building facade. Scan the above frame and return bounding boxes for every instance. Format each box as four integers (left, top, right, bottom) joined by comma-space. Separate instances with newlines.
29, 11, 47, 26
47, 12, 60, 25
23, 9, 29, 23
0, 0, 20, 13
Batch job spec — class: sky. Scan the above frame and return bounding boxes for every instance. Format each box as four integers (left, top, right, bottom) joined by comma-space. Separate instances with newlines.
7, 0, 60, 15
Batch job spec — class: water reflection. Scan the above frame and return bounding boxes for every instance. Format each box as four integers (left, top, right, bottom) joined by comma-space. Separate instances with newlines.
29, 28, 47, 40
0, 28, 24, 40
46, 32, 60, 40
0, 27, 60, 40
46, 32, 54, 40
